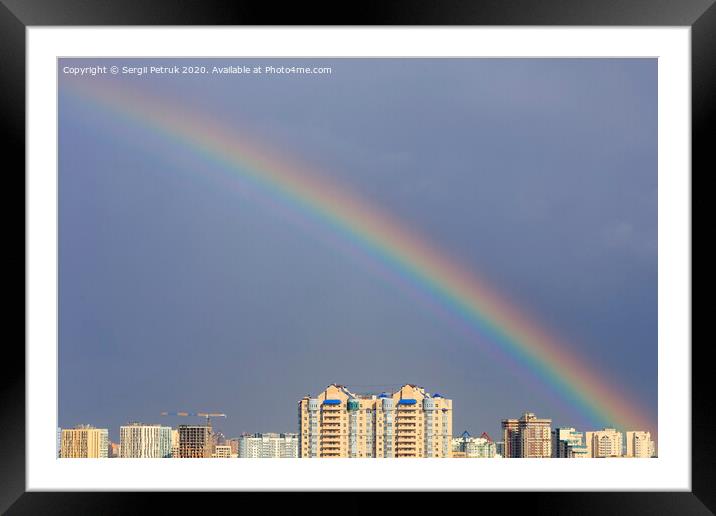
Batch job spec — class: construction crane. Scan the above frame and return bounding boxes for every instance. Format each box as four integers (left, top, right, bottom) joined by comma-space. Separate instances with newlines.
161, 411, 227, 428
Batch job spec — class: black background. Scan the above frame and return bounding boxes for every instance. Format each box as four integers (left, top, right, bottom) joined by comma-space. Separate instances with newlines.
1, 0, 711, 513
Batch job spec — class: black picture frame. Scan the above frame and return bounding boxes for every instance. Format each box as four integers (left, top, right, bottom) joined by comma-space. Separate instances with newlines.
3, 0, 710, 513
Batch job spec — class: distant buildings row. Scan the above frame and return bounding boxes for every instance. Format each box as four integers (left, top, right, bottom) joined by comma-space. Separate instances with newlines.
59, 425, 299, 459
297, 384, 655, 458
501, 411, 655, 458
58, 383, 656, 459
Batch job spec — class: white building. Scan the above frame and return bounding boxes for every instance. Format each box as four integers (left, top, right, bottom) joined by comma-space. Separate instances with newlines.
552, 427, 589, 458
239, 433, 299, 458
585, 428, 623, 458
625, 431, 655, 458
451, 431, 497, 458
119, 423, 173, 458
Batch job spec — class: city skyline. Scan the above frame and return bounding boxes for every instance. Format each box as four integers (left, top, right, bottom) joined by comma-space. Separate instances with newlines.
59, 58, 657, 443
58, 380, 656, 446
59, 381, 656, 458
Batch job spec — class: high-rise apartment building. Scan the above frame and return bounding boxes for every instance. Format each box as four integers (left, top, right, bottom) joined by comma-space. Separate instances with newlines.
502, 418, 520, 458
585, 428, 623, 457
452, 431, 496, 458
60, 425, 109, 458
298, 384, 452, 458
238, 433, 299, 458
551, 427, 589, 458
625, 431, 655, 458
119, 423, 173, 458
171, 429, 180, 458
178, 425, 213, 458
501, 412, 552, 458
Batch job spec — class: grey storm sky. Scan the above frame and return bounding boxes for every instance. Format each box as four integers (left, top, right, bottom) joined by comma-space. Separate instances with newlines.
58, 58, 657, 442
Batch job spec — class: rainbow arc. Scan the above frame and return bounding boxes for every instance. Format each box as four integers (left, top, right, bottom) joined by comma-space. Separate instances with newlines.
61, 77, 656, 434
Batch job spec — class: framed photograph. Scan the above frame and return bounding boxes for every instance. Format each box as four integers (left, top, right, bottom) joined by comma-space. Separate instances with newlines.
5, 0, 710, 512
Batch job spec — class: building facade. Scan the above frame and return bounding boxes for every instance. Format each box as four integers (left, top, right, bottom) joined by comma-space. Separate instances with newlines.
108, 441, 121, 458
298, 384, 452, 458
212, 444, 233, 458
60, 425, 109, 458
171, 429, 180, 458
501, 412, 552, 458
501, 418, 520, 458
585, 428, 623, 457
452, 431, 496, 458
551, 427, 589, 458
238, 433, 299, 458
625, 431, 655, 458
119, 423, 173, 458
178, 425, 213, 458
226, 438, 240, 456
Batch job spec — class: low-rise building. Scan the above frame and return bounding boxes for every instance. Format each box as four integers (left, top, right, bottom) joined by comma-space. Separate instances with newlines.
212, 444, 233, 458
452, 431, 496, 458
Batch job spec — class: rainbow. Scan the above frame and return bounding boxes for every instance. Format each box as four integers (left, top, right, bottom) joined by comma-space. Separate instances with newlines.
61, 77, 655, 434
